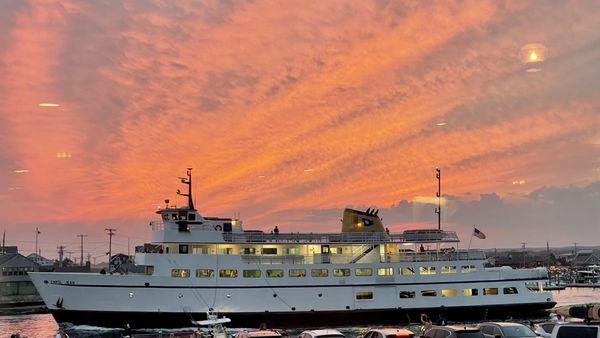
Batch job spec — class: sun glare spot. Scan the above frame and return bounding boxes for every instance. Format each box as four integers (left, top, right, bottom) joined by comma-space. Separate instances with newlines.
436, 122, 447, 126
303, 168, 314, 172
39, 103, 60, 107
529, 51, 538, 61
520, 43, 547, 72
13, 169, 29, 173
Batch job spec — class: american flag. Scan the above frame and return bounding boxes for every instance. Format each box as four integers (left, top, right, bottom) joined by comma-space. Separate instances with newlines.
473, 227, 486, 239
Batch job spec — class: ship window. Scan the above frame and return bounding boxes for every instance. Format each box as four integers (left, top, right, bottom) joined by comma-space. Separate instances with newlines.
461, 265, 476, 273
219, 269, 238, 278
419, 266, 436, 275
171, 269, 190, 278
243, 269, 261, 278
377, 267, 394, 276
441, 289, 457, 297
311, 269, 328, 277
356, 291, 373, 300
503, 287, 518, 294
262, 248, 277, 255
196, 269, 214, 278
333, 268, 350, 277
243, 248, 256, 255
463, 288, 478, 296
399, 291, 415, 298
179, 245, 189, 254
289, 269, 306, 277
188, 213, 196, 221
421, 290, 437, 297
483, 287, 498, 295
171, 213, 178, 220
266, 269, 284, 278
441, 266, 457, 274
145, 266, 154, 275
355, 268, 372, 276
400, 267, 415, 275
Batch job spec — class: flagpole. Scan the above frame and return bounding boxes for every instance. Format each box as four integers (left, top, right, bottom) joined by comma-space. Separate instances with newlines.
467, 225, 475, 251
35, 227, 39, 256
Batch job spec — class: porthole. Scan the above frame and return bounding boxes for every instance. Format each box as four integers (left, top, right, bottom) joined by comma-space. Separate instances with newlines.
226, 293, 231, 298
128, 292, 134, 298
178, 293, 184, 299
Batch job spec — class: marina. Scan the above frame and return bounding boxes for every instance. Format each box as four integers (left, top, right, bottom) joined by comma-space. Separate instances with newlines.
1, 0, 598, 337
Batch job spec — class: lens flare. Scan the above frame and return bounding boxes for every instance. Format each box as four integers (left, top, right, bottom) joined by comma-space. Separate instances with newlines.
520, 43, 548, 72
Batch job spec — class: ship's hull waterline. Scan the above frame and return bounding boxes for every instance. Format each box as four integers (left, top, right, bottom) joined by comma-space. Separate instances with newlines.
49, 302, 555, 329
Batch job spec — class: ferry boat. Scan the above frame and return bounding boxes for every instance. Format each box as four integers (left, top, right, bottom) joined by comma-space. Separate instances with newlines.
29, 169, 555, 328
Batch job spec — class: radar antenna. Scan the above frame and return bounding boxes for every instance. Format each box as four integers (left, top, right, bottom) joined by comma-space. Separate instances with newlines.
177, 168, 195, 210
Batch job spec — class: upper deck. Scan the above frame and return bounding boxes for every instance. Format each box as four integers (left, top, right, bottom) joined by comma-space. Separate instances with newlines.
150, 221, 460, 244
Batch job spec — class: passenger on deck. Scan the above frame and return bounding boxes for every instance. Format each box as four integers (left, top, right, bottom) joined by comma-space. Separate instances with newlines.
419, 244, 425, 252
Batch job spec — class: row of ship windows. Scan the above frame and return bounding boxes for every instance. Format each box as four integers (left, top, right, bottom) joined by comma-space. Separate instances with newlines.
170, 265, 477, 278
356, 287, 519, 300
1, 267, 34, 276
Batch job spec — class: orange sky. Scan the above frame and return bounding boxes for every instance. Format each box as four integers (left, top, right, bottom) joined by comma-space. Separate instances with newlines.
0, 1, 598, 257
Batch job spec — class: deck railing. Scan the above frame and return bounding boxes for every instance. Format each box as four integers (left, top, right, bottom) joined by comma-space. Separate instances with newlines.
150, 222, 460, 244
240, 250, 486, 265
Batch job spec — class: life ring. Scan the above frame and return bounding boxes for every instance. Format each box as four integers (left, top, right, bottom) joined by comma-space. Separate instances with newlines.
214, 224, 223, 231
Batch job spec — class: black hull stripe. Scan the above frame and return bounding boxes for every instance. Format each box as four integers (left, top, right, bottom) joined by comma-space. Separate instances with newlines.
52, 276, 546, 289
50, 301, 557, 329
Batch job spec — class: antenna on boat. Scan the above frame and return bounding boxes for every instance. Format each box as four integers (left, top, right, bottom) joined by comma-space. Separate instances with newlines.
435, 167, 441, 230
177, 168, 195, 211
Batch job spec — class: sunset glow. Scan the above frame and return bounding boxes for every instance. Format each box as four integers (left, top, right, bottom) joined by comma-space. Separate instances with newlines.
0, 1, 598, 256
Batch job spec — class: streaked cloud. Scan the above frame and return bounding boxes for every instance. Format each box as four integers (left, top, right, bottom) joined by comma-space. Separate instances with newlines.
0, 0, 598, 251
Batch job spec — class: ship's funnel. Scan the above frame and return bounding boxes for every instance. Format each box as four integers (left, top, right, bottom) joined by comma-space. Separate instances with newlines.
341, 208, 385, 233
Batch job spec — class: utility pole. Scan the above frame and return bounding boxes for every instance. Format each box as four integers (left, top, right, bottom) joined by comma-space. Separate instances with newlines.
2, 231, 5, 255
87, 253, 91, 267
57, 245, 66, 267
435, 167, 442, 230
105, 228, 116, 272
76, 234, 88, 266
521, 242, 527, 268
128, 237, 131, 257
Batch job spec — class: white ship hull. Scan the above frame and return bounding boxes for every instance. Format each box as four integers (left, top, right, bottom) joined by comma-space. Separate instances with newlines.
29, 260, 555, 328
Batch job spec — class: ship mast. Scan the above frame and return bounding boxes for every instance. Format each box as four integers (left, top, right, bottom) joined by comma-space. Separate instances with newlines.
435, 167, 441, 230
177, 168, 195, 210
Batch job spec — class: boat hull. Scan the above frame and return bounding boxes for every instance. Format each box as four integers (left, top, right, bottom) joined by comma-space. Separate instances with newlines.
50, 301, 556, 329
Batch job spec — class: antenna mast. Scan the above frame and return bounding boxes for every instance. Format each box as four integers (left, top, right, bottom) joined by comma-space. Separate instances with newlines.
435, 167, 442, 230
177, 168, 195, 210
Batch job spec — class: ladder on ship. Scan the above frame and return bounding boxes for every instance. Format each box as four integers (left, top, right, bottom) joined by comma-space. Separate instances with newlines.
350, 244, 379, 264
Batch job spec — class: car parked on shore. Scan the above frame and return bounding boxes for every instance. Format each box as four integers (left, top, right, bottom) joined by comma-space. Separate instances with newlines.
362, 328, 414, 338
477, 322, 536, 338
422, 326, 483, 338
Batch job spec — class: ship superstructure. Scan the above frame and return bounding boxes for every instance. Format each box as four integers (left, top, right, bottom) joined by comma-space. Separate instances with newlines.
29, 169, 555, 328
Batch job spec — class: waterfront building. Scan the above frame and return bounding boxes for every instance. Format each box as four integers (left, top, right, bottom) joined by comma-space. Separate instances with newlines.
0, 249, 44, 313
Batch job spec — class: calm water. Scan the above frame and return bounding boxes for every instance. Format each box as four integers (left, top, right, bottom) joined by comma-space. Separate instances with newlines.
2, 288, 599, 338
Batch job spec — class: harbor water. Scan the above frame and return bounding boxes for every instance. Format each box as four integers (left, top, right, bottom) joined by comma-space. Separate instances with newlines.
1, 288, 598, 338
